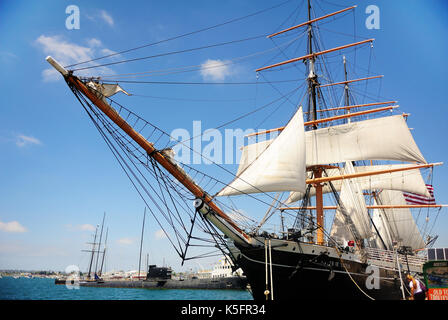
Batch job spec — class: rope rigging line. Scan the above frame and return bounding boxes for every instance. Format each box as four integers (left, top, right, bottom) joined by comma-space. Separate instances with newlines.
66, 83, 303, 221
97, 79, 306, 85
69, 83, 228, 261
64, 0, 295, 68
71, 78, 326, 252
129, 94, 254, 103
97, 32, 308, 80
75, 82, 280, 254
71, 88, 187, 257
168, 84, 303, 148
71, 34, 270, 72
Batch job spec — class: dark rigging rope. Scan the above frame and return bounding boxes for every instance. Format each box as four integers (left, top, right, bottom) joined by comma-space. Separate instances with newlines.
64, 0, 294, 68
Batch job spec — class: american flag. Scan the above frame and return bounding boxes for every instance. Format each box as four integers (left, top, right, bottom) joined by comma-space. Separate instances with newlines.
403, 184, 436, 205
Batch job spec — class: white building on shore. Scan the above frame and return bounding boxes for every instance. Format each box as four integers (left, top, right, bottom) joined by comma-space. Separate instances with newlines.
197, 257, 243, 279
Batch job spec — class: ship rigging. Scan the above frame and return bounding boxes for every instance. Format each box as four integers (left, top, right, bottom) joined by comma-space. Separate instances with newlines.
46, 0, 445, 300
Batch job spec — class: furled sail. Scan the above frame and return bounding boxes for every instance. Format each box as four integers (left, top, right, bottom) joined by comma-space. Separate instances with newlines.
217, 107, 306, 196
374, 189, 426, 250
87, 81, 130, 99
286, 163, 431, 203
330, 162, 373, 241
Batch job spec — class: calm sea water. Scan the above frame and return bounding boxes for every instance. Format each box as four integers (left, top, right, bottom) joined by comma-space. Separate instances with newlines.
0, 277, 253, 300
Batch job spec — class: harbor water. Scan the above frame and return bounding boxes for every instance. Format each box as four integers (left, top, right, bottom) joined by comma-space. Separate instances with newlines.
0, 276, 253, 300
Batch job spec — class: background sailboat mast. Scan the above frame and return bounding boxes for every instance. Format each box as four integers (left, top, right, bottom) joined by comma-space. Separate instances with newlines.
138, 207, 146, 280
87, 225, 98, 279
306, 0, 324, 245
94, 212, 106, 275
99, 228, 108, 276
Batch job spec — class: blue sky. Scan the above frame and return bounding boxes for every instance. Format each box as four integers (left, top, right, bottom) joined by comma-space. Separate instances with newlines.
0, 0, 447, 272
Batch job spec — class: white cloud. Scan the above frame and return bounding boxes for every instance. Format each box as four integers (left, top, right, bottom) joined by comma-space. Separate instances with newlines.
36, 34, 93, 65
101, 48, 117, 56
200, 59, 233, 81
16, 134, 42, 148
0, 220, 27, 233
78, 224, 96, 232
99, 10, 114, 27
35, 35, 115, 82
65, 223, 97, 232
154, 229, 167, 240
117, 238, 134, 245
87, 38, 102, 48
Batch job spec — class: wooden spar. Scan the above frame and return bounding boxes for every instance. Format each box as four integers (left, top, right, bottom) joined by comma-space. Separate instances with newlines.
267, 6, 357, 38
307, 105, 397, 126
45, 56, 251, 245
255, 38, 374, 72
313, 101, 397, 113
246, 126, 285, 138
246, 105, 398, 137
319, 75, 384, 88
307, 162, 442, 185
280, 205, 448, 210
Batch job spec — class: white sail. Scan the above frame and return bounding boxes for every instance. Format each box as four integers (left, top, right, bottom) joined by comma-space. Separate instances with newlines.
236, 139, 272, 176
329, 206, 355, 247
307, 115, 426, 166
235, 115, 426, 199
287, 163, 431, 203
330, 162, 373, 240
374, 190, 426, 250
369, 197, 394, 250
217, 107, 306, 196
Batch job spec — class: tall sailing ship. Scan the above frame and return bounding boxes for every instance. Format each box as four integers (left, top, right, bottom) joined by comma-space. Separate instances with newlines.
46, 1, 445, 300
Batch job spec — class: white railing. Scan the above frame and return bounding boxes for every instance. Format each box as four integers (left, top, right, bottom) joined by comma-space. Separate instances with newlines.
364, 247, 427, 272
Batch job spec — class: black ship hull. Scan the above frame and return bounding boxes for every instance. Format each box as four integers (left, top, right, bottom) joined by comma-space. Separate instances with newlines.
232, 239, 409, 300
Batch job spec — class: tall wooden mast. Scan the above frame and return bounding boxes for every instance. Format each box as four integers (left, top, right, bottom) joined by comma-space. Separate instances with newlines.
305, 0, 325, 245
307, 0, 318, 127
255, 2, 361, 246
343, 56, 351, 123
